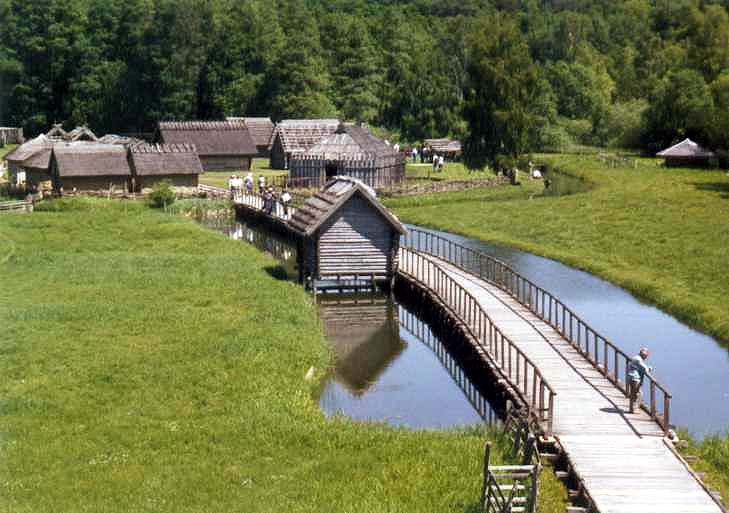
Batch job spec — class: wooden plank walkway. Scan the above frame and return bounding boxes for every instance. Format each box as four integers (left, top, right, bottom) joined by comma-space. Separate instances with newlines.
400, 251, 722, 513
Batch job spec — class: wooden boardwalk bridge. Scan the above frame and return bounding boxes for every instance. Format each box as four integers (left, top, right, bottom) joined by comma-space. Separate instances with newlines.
228, 186, 725, 513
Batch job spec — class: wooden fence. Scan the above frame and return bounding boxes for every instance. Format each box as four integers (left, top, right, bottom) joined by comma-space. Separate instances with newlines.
288, 153, 406, 189
402, 228, 673, 435
399, 247, 556, 436
0, 200, 33, 213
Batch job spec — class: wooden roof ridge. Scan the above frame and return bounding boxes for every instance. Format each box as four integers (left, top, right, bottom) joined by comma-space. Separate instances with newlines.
130, 142, 197, 154
158, 120, 248, 131
289, 178, 407, 237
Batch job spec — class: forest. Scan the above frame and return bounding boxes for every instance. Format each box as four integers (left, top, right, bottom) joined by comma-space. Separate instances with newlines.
2, 0, 729, 162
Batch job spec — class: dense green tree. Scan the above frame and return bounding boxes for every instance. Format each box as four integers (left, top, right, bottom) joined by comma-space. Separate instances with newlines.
463, 13, 543, 168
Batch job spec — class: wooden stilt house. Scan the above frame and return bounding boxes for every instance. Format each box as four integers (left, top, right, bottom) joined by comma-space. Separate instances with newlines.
289, 123, 405, 188
289, 177, 407, 289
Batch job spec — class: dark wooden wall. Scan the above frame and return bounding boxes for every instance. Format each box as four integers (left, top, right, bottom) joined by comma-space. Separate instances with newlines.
200, 155, 251, 171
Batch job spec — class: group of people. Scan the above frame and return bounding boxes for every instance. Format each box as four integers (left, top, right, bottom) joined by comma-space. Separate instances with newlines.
227, 173, 292, 218
409, 146, 446, 172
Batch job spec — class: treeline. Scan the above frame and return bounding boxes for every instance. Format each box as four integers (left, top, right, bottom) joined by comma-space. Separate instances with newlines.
2, 0, 729, 159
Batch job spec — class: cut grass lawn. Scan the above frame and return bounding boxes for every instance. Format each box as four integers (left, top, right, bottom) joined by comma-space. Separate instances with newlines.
0, 198, 566, 512
385, 154, 729, 345
199, 158, 287, 189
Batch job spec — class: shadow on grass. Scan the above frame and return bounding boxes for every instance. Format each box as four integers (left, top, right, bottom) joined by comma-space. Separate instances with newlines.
694, 182, 729, 198
264, 265, 291, 281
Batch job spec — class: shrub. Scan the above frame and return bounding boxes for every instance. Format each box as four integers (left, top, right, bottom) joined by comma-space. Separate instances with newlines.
147, 180, 176, 209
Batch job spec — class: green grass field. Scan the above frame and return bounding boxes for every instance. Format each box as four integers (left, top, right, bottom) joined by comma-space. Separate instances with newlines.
0, 198, 566, 512
199, 158, 287, 189
679, 431, 729, 504
385, 155, 729, 344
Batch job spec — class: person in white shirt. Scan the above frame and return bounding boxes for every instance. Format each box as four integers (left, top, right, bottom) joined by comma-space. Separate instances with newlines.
438, 155, 445, 171
244, 173, 254, 192
411, 147, 418, 163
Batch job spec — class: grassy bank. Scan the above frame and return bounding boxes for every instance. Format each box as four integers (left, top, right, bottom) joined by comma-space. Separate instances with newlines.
0, 198, 565, 512
385, 154, 729, 344
679, 432, 729, 504
199, 158, 287, 189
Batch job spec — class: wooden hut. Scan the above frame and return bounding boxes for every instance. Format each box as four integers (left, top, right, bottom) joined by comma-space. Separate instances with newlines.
425, 138, 462, 160
227, 117, 275, 157
158, 121, 257, 171
289, 177, 407, 289
289, 123, 405, 188
3, 134, 53, 186
656, 138, 716, 167
128, 143, 203, 191
268, 119, 339, 170
50, 142, 132, 192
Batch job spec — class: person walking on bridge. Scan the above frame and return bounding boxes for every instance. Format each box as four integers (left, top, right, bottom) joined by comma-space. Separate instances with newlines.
628, 347, 653, 414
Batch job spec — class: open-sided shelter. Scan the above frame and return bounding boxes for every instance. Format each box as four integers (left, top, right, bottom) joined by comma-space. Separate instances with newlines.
656, 138, 716, 167
128, 143, 203, 191
268, 119, 339, 170
50, 142, 132, 192
425, 138, 462, 160
158, 121, 257, 171
289, 123, 405, 188
227, 117, 275, 157
289, 177, 407, 288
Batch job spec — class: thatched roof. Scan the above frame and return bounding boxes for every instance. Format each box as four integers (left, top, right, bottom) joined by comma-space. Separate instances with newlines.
289, 176, 406, 236
67, 126, 98, 142
158, 121, 257, 157
306, 124, 397, 161
270, 119, 340, 154
425, 138, 462, 154
46, 124, 68, 140
52, 143, 131, 177
129, 143, 203, 176
98, 134, 143, 146
4, 134, 52, 167
226, 117, 275, 147
656, 138, 716, 158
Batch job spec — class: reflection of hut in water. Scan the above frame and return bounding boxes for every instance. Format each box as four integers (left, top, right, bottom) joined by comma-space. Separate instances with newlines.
318, 295, 404, 394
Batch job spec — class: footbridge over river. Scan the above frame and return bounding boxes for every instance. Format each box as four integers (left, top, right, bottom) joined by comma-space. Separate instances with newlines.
224, 185, 726, 513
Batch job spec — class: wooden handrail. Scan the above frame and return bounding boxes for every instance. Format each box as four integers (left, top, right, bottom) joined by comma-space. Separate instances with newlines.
400, 247, 556, 436
402, 228, 673, 435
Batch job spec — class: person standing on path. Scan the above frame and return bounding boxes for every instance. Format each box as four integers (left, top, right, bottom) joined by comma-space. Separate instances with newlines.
627, 347, 653, 414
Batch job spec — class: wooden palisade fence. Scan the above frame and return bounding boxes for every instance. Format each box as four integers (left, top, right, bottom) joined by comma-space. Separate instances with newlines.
402, 228, 673, 435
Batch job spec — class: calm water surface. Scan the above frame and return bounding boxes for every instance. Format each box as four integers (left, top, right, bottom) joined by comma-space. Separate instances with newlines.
205, 215, 729, 436
409, 226, 729, 437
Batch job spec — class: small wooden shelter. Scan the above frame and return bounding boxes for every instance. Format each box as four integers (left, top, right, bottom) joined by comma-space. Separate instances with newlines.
289, 177, 407, 289
227, 117, 275, 157
268, 119, 340, 170
128, 143, 203, 191
50, 142, 132, 192
289, 123, 405, 188
158, 121, 257, 171
425, 138, 462, 160
3, 134, 53, 186
656, 138, 716, 167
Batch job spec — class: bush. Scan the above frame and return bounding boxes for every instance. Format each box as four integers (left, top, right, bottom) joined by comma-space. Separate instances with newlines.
147, 180, 176, 209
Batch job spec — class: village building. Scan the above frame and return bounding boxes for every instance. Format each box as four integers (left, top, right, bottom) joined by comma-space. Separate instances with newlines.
656, 138, 716, 167
289, 177, 407, 289
424, 138, 462, 160
157, 121, 257, 171
268, 119, 340, 170
50, 142, 132, 192
288, 123, 405, 188
0, 127, 24, 146
128, 143, 203, 191
227, 117, 275, 157
3, 134, 54, 186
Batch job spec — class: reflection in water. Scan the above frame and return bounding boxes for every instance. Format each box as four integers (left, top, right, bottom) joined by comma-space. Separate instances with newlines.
318, 294, 501, 429
407, 225, 729, 437
542, 170, 592, 197
201, 215, 502, 430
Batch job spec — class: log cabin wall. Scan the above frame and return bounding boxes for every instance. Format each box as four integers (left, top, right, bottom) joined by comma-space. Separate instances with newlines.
316, 194, 395, 279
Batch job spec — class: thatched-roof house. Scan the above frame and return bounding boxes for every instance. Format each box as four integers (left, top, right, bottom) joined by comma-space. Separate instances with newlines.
98, 134, 143, 146
656, 138, 716, 167
50, 142, 132, 192
425, 138, 462, 160
158, 121, 257, 171
128, 143, 203, 191
290, 177, 407, 289
3, 134, 54, 186
289, 123, 405, 188
268, 119, 340, 169
227, 117, 275, 157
